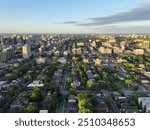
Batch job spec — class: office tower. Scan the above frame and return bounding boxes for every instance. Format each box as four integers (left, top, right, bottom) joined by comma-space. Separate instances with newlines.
0, 51, 7, 63
0, 44, 2, 51
0, 48, 14, 63
0, 37, 4, 45
22, 44, 32, 59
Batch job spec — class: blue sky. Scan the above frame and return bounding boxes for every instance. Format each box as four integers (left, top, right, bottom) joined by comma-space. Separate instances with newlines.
0, 0, 150, 33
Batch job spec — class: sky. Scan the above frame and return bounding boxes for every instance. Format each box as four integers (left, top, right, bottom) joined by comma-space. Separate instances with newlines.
0, 0, 150, 34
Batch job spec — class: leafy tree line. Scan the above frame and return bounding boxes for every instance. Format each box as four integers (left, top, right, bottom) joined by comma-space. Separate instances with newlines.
77, 92, 97, 113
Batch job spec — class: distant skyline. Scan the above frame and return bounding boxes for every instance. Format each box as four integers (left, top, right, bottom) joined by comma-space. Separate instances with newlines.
0, 0, 150, 34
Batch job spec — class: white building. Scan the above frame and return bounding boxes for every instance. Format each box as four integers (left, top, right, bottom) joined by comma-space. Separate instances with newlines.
39, 110, 48, 113
27, 80, 44, 89
58, 57, 67, 64
68, 95, 76, 103
0, 81, 7, 90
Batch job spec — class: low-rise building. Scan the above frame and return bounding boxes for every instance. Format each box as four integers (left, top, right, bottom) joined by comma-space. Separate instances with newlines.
39, 110, 48, 113
137, 41, 149, 49
112, 91, 121, 100
36, 56, 46, 64
58, 57, 67, 64
146, 49, 150, 53
143, 71, 150, 78
54, 51, 60, 56
27, 80, 44, 89
121, 103, 139, 113
63, 51, 69, 57
138, 97, 150, 113
133, 49, 144, 55
67, 95, 77, 113
94, 59, 101, 65
96, 98, 109, 113
116, 58, 127, 63
102, 42, 110, 47
113, 47, 123, 54
91, 41, 96, 47
83, 58, 89, 63
124, 50, 133, 54
86, 70, 95, 81
120, 41, 127, 47
77, 42, 84, 47
117, 97, 129, 103
98, 47, 112, 54
0, 95, 4, 103
72, 48, 82, 55
0, 81, 7, 90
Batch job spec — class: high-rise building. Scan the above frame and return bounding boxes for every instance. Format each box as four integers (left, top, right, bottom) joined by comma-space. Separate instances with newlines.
22, 44, 32, 59
0, 48, 14, 63
0, 37, 4, 45
0, 51, 7, 62
0, 44, 2, 51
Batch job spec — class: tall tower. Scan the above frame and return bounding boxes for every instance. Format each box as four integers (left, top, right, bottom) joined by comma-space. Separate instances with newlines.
22, 44, 32, 59
0, 37, 4, 45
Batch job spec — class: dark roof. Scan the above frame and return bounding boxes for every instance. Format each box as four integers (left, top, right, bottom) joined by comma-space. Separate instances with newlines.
95, 103, 109, 113
86, 70, 94, 79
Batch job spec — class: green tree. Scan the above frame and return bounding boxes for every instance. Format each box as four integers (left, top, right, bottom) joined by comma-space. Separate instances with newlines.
109, 83, 118, 91
29, 87, 42, 102
132, 85, 140, 91
77, 92, 89, 101
80, 79, 86, 86
124, 79, 132, 87
79, 107, 92, 113
102, 72, 108, 79
98, 80, 107, 89
69, 87, 76, 95
66, 77, 72, 86
89, 95, 97, 105
52, 98, 60, 110
94, 74, 100, 81
87, 80, 93, 89
43, 76, 50, 84
20, 103, 39, 113
78, 99, 93, 113
104, 96, 112, 106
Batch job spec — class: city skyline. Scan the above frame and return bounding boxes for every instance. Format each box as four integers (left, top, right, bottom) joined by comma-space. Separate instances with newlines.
0, 0, 150, 34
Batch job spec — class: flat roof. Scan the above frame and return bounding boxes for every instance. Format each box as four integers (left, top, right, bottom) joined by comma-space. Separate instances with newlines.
0, 81, 7, 85
39, 110, 48, 113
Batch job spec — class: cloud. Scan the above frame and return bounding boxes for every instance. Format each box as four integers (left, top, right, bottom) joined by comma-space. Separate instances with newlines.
63, 21, 78, 24
88, 25, 150, 34
64, 4, 150, 26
